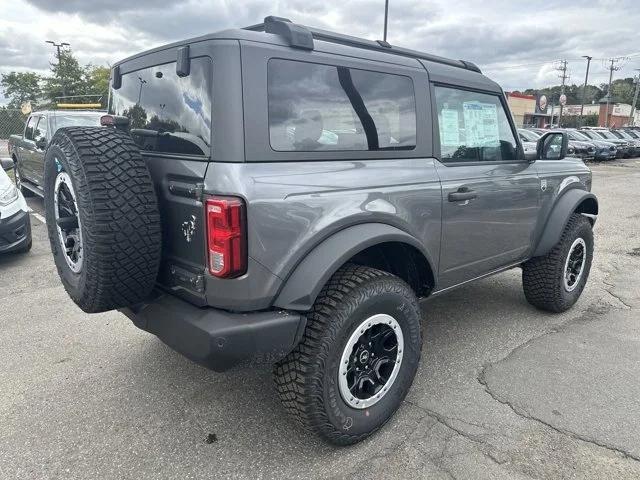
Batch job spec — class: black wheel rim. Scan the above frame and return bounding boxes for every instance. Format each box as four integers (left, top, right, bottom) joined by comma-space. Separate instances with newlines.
339, 314, 404, 409
564, 238, 586, 292
54, 171, 83, 273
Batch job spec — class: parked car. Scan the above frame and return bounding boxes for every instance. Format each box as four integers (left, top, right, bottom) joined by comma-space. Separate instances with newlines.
8, 110, 105, 197
610, 129, 640, 156
516, 129, 539, 160
563, 129, 617, 161
41, 16, 598, 445
525, 128, 594, 161
579, 128, 632, 158
0, 158, 31, 254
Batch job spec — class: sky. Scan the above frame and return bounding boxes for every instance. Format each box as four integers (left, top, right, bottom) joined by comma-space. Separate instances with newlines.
1, 0, 639, 105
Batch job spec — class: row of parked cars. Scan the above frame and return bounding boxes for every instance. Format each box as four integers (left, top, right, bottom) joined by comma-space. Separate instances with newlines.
518, 126, 640, 162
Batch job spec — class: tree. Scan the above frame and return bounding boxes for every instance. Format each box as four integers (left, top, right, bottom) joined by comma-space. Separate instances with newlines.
0, 71, 42, 108
84, 65, 110, 107
44, 49, 86, 102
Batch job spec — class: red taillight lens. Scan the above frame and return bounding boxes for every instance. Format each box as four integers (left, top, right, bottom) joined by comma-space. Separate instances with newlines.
206, 197, 246, 278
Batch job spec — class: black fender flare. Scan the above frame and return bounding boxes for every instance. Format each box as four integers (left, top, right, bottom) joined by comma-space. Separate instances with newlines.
532, 188, 598, 257
273, 223, 435, 311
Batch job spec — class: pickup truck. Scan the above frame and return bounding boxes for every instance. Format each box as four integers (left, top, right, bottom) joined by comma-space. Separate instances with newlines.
8, 110, 104, 197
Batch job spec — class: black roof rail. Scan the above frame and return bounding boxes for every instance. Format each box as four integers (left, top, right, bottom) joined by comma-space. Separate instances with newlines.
244, 16, 482, 74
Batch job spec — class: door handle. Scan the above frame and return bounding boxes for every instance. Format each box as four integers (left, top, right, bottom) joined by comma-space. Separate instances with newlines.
448, 189, 478, 202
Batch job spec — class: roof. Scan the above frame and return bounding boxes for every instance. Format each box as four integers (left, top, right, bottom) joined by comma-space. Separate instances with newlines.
114, 16, 484, 75
507, 92, 535, 100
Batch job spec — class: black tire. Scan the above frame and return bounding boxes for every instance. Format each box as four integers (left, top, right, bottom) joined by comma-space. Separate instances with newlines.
522, 214, 593, 312
13, 159, 34, 197
43, 127, 162, 313
273, 264, 422, 445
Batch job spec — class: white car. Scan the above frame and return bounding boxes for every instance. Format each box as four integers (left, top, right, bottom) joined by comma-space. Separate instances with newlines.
0, 158, 31, 254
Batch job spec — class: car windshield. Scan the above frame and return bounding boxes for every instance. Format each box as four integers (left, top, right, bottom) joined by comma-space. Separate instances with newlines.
518, 129, 540, 142
50, 113, 102, 134
614, 130, 632, 139
581, 130, 601, 140
625, 130, 640, 139
596, 130, 616, 140
568, 130, 591, 141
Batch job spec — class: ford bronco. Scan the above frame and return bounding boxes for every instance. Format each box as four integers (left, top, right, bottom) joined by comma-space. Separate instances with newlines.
41, 16, 598, 445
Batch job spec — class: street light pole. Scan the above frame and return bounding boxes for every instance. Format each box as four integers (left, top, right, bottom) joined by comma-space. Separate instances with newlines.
46, 40, 70, 97
137, 76, 147, 104
629, 70, 640, 127
579, 56, 592, 127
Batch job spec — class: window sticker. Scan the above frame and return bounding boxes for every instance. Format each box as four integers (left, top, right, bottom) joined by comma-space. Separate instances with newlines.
462, 102, 499, 147
440, 109, 460, 146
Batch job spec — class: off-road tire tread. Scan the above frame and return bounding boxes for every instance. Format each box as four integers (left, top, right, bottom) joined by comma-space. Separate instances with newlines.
273, 263, 421, 445
45, 127, 161, 313
522, 214, 592, 312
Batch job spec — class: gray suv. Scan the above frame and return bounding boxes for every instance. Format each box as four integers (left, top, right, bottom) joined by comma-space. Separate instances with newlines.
41, 16, 598, 445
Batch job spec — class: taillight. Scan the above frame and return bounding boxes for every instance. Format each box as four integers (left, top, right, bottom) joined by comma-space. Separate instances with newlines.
206, 197, 246, 278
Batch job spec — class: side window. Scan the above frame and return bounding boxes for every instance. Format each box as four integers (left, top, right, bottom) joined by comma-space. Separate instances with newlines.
24, 116, 37, 141
434, 86, 519, 162
267, 59, 416, 152
34, 117, 48, 143
109, 57, 213, 157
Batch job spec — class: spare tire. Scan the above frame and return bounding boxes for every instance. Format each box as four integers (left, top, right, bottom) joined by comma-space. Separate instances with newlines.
43, 127, 162, 313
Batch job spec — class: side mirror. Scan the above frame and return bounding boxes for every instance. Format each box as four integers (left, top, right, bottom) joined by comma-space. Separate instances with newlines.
537, 131, 568, 160
1, 158, 14, 171
35, 138, 47, 150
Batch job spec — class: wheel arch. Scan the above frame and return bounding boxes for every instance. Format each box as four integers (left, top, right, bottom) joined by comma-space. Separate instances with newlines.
273, 223, 436, 311
532, 188, 598, 257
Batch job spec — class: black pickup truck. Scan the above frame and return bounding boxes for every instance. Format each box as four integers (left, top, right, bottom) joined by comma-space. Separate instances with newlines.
8, 110, 104, 197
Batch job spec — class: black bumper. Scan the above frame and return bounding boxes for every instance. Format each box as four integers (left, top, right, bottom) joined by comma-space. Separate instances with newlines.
120, 292, 306, 372
0, 209, 31, 253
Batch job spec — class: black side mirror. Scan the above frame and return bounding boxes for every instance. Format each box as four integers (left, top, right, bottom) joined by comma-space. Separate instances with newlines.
537, 131, 568, 160
35, 138, 47, 150
1, 158, 13, 171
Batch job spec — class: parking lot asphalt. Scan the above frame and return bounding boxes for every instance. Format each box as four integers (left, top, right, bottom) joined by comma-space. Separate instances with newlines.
1, 159, 640, 480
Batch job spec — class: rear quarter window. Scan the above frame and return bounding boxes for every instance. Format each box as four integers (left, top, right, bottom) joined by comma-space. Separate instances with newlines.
267, 58, 416, 152
109, 56, 212, 157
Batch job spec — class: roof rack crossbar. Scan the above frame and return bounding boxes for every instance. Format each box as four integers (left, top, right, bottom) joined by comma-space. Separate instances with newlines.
244, 17, 481, 73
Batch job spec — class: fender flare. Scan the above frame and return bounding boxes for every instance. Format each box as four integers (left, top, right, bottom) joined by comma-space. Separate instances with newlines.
532, 188, 598, 257
273, 223, 435, 311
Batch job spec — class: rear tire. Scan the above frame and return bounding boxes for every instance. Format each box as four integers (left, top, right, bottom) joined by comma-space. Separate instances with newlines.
273, 264, 422, 445
522, 214, 593, 312
43, 127, 162, 313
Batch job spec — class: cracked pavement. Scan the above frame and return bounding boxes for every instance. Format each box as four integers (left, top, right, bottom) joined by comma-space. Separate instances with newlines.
1, 159, 640, 479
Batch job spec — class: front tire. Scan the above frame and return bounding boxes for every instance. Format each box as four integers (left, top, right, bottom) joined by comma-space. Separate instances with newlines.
522, 214, 594, 312
273, 264, 422, 445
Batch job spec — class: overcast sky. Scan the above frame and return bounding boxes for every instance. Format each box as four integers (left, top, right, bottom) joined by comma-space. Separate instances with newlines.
1, 0, 639, 105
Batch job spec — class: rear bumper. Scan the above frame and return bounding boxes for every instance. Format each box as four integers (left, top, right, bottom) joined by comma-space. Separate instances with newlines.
0, 209, 31, 253
120, 292, 306, 372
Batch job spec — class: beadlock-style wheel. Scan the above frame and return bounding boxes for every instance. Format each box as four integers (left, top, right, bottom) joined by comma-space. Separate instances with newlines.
563, 238, 586, 292
53, 170, 84, 273
338, 314, 404, 409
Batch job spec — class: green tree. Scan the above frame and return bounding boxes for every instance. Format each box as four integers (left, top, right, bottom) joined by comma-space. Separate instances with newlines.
84, 65, 111, 107
0, 71, 42, 108
44, 49, 87, 102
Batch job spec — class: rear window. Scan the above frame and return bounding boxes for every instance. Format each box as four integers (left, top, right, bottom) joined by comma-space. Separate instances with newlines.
267, 59, 416, 152
109, 57, 212, 157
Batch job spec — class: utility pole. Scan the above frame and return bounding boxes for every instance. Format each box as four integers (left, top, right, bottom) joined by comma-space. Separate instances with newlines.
579, 56, 592, 127
556, 59, 569, 127
628, 70, 640, 127
603, 57, 628, 127
46, 40, 70, 97
383, 0, 390, 42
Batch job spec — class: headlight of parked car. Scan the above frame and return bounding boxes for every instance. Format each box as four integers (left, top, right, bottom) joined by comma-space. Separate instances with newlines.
0, 183, 19, 206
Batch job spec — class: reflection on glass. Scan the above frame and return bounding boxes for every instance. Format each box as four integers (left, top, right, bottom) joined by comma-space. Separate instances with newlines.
109, 57, 212, 157
268, 59, 416, 152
